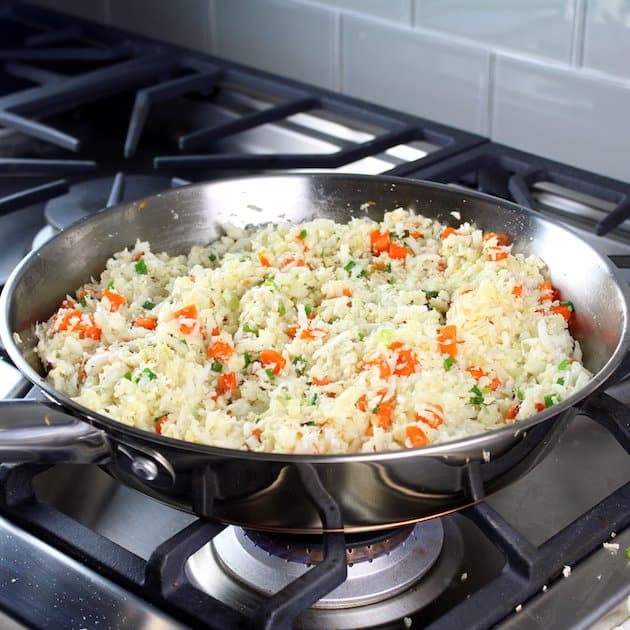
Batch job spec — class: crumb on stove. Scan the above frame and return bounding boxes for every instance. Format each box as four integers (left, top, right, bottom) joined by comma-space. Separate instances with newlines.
460, 572, 468, 582
603, 542, 620, 554
482, 449, 491, 463
542, 585, 547, 592
403, 616, 412, 628
562, 565, 571, 578
450, 211, 461, 220
515, 604, 522, 613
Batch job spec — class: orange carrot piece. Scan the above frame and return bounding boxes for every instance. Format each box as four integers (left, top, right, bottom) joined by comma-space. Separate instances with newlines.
258, 250, 271, 267
356, 395, 368, 412
512, 284, 523, 297
208, 340, 234, 361
57, 308, 82, 331
102, 289, 126, 312
312, 377, 333, 386
467, 366, 486, 379
300, 327, 328, 341
155, 415, 168, 434
406, 425, 428, 447
217, 372, 237, 394
487, 247, 509, 261
483, 232, 510, 246
535, 402, 545, 412
441, 227, 457, 240
437, 325, 457, 357
174, 304, 198, 320
539, 280, 555, 302
362, 354, 392, 379
260, 349, 286, 375
134, 317, 157, 330
506, 404, 519, 421
550, 304, 572, 321
370, 229, 390, 254
416, 404, 444, 428
376, 396, 395, 429
388, 242, 409, 259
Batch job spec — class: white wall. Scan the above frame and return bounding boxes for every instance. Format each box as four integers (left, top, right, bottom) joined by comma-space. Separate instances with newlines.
29, 0, 630, 182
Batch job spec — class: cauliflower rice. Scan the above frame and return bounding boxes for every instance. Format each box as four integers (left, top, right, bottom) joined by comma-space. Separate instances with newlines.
35, 208, 592, 454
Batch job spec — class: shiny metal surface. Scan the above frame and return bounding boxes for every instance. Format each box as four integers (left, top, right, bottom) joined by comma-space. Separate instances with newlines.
206, 522, 443, 608
186, 519, 463, 629
0, 174, 628, 532
0, 516, 184, 630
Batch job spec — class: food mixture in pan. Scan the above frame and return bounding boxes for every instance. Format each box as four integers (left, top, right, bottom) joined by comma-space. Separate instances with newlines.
35, 208, 592, 454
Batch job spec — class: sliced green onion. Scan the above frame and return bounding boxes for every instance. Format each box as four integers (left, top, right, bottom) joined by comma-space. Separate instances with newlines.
556, 377, 565, 385
424, 290, 439, 299
385, 263, 392, 273
265, 368, 275, 380
123, 371, 132, 381
292, 356, 306, 376
625, 545, 630, 560
134, 259, 148, 275
517, 389, 525, 401
560, 301, 575, 311
211, 361, 223, 373
243, 323, 259, 335
376, 327, 394, 346
244, 352, 251, 368
107, 280, 115, 289
544, 394, 554, 408
443, 356, 455, 370
358, 269, 368, 278
302, 420, 316, 426
299, 228, 307, 239
142, 301, 155, 310
372, 405, 380, 414
135, 367, 157, 382
558, 359, 571, 371
79, 296, 87, 307
209, 253, 217, 262
470, 385, 484, 405
278, 303, 286, 316
304, 304, 313, 317
358, 331, 367, 342
403, 229, 410, 238
263, 278, 278, 290
344, 260, 356, 273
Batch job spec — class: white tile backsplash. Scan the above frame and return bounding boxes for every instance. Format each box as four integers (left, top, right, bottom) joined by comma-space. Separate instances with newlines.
213, 0, 339, 90
412, 0, 577, 63
302, 0, 412, 24
583, 1, 630, 80
492, 54, 630, 182
342, 16, 490, 133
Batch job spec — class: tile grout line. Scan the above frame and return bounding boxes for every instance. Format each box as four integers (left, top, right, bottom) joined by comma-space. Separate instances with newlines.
335, 9, 342, 93
570, 0, 587, 67
485, 52, 496, 138
409, 0, 416, 28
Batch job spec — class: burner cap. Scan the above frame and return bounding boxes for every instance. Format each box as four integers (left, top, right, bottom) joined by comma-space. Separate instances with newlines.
44, 175, 172, 229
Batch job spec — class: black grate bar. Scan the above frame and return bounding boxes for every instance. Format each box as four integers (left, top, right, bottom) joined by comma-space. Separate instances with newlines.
465, 501, 538, 578
124, 68, 222, 157
155, 125, 417, 171
4, 61, 66, 85
580, 391, 630, 453
178, 96, 318, 150
251, 464, 347, 630
0, 47, 125, 62
431, 481, 630, 630
0, 179, 67, 217
596, 198, 630, 235
0, 158, 97, 175
1, 53, 178, 119
106, 172, 125, 207
0, 108, 80, 151
24, 24, 83, 47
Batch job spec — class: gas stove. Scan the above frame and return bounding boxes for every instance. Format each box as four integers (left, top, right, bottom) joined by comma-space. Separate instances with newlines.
0, 3, 628, 630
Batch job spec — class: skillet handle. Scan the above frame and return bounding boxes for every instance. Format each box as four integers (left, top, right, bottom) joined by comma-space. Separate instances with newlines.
0, 400, 111, 464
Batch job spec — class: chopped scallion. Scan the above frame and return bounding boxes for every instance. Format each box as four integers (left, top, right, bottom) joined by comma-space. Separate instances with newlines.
558, 359, 570, 371
134, 259, 148, 275
278, 303, 286, 316
344, 260, 356, 273
142, 301, 155, 310
443, 356, 455, 370
244, 352, 251, 368
211, 360, 223, 373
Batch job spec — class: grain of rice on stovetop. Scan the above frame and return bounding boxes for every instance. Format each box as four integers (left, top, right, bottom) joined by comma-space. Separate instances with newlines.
35, 208, 592, 454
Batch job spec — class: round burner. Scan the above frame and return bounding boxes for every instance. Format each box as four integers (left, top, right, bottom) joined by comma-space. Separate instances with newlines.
44, 175, 172, 229
186, 520, 463, 628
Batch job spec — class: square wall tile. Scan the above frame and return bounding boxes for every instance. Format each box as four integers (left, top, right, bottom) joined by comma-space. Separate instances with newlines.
109, 0, 211, 52
492, 54, 630, 182
213, 0, 338, 90
301, 0, 412, 24
413, 0, 576, 63
27, 0, 109, 23
584, 1, 630, 80
342, 15, 490, 133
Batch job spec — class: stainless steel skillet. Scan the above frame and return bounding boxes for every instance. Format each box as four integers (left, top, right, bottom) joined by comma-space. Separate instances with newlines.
0, 174, 628, 533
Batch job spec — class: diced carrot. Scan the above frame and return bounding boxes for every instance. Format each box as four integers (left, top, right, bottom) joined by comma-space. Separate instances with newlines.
372, 260, 387, 271
174, 304, 198, 320
550, 304, 572, 321
388, 242, 409, 260
535, 402, 545, 412
258, 250, 271, 267
437, 325, 457, 358
489, 377, 501, 391
208, 340, 234, 361
483, 232, 510, 246
252, 427, 262, 441
365, 424, 374, 437
487, 247, 509, 262
217, 372, 237, 394
539, 280, 555, 302
460, 288, 472, 295
467, 366, 486, 380
132, 251, 144, 261
211, 326, 220, 336
416, 404, 444, 429
376, 396, 395, 429
61, 297, 76, 309
389, 342, 418, 376
370, 229, 390, 254
342, 288, 352, 297
362, 354, 392, 379
356, 395, 368, 412
283, 254, 306, 267
288, 324, 298, 338
155, 415, 168, 434
260, 349, 286, 375
441, 227, 457, 240
312, 377, 333, 386
506, 404, 519, 421
134, 317, 157, 330
57, 308, 82, 331
437, 259, 447, 271
406, 425, 428, 447
102, 289, 126, 312
83, 323, 102, 340
512, 284, 523, 297
300, 327, 328, 341
411, 231, 422, 239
